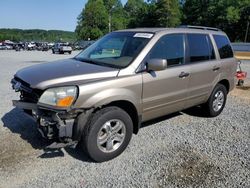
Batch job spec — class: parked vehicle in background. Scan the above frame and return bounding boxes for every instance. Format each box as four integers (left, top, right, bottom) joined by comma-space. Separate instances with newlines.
11, 26, 237, 162
27, 42, 36, 50
0, 44, 7, 50
42, 45, 49, 51
73, 40, 95, 50
0, 44, 13, 50
52, 43, 72, 54
232, 43, 250, 60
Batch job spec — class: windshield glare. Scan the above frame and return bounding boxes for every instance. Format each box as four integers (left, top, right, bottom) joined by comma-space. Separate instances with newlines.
75, 32, 152, 68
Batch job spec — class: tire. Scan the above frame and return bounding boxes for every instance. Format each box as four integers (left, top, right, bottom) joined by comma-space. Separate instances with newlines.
69, 51, 72, 54
80, 106, 133, 162
203, 83, 227, 117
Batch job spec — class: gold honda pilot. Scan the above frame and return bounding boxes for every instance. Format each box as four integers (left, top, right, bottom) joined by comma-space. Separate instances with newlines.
11, 26, 237, 162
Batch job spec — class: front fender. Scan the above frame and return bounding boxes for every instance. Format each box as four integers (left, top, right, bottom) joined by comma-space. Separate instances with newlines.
73, 74, 143, 114
83, 88, 139, 108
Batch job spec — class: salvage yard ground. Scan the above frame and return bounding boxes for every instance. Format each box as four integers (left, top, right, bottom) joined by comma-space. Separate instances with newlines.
0, 51, 249, 188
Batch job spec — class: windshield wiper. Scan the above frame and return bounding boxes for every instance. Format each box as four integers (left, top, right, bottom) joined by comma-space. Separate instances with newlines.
74, 57, 122, 69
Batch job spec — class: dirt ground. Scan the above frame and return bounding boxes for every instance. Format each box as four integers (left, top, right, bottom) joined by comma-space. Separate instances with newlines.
230, 80, 250, 101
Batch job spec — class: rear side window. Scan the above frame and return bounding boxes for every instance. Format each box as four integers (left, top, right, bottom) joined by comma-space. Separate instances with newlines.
187, 34, 215, 63
213, 35, 234, 59
149, 34, 185, 67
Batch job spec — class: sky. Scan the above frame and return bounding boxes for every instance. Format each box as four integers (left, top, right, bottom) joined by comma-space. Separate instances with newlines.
0, 0, 127, 31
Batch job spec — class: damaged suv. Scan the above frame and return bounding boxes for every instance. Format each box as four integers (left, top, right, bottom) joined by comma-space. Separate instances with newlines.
11, 26, 237, 162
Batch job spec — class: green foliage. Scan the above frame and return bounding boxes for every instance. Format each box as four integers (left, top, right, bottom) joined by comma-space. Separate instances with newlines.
76, 0, 108, 40
76, 0, 181, 39
0, 29, 76, 42
75, 0, 250, 42
155, 0, 181, 27
182, 0, 250, 41
109, 0, 127, 31
76, 0, 127, 40
124, 0, 181, 27
124, 0, 145, 27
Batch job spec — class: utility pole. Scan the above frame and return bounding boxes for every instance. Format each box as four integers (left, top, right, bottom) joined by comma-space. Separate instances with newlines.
109, 14, 111, 33
108, 6, 115, 33
244, 21, 249, 43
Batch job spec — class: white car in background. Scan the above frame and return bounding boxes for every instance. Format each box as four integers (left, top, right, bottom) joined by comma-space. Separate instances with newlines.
0, 44, 12, 50
52, 43, 72, 54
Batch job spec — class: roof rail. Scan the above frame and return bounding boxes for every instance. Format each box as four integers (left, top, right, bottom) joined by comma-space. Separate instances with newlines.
178, 25, 221, 31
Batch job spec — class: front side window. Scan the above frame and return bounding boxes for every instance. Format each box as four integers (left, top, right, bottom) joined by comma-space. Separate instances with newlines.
213, 35, 234, 59
75, 32, 152, 68
149, 34, 185, 67
187, 34, 215, 63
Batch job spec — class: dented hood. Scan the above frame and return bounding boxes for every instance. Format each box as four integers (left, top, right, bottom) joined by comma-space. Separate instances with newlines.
15, 58, 119, 90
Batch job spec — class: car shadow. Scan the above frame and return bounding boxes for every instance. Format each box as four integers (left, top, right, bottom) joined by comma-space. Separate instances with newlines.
140, 105, 211, 129
140, 112, 182, 129
1, 108, 50, 149
1, 108, 92, 162
2, 106, 210, 162
182, 106, 211, 118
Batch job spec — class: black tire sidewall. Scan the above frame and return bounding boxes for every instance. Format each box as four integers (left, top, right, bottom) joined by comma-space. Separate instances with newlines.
207, 84, 227, 117
83, 107, 133, 162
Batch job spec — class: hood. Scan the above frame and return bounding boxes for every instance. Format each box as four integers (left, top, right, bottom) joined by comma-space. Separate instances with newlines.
15, 58, 119, 90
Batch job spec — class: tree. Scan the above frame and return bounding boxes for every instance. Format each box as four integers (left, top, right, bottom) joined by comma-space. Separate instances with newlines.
104, 0, 127, 31
124, 0, 146, 27
0, 29, 76, 42
76, 0, 108, 40
182, 0, 250, 41
155, 0, 181, 27
124, 0, 181, 28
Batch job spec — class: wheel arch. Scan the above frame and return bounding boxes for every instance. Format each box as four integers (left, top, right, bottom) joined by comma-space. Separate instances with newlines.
218, 79, 230, 93
98, 100, 141, 134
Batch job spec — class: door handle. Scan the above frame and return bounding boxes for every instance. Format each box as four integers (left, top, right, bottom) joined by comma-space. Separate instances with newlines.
179, 72, 190, 78
213, 66, 220, 71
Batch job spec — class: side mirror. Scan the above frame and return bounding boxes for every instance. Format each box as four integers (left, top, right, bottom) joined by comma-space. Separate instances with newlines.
147, 58, 167, 71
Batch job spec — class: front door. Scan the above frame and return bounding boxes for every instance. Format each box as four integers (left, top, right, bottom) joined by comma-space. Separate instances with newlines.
142, 34, 190, 121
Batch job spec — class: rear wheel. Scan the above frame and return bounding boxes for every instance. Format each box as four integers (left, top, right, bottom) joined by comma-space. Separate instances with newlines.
203, 84, 227, 117
80, 106, 133, 162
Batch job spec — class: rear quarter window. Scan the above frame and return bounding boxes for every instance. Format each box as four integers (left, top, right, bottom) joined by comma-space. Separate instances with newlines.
213, 35, 234, 59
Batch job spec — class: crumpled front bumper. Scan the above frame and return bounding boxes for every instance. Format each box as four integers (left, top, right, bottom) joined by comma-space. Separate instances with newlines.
12, 100, 76, 140
13, 100, 37, 110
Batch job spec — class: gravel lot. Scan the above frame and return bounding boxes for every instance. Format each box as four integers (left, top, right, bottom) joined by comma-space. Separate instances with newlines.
0, 51, 249, 188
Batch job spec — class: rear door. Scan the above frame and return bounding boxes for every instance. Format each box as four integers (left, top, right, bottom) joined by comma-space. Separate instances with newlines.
142, 33, 190, 121
185, 33, 220, 108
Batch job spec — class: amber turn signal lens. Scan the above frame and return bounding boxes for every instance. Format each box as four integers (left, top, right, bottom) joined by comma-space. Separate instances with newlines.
56, 96, 74, 107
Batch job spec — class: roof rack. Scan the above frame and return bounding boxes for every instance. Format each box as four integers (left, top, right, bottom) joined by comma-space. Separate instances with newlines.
178, 25, 221, 31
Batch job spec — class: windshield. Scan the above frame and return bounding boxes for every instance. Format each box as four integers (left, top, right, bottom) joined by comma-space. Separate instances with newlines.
75, 32, 153, 68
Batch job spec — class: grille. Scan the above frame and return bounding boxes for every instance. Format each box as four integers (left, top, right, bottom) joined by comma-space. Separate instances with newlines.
12, 77, 43, 103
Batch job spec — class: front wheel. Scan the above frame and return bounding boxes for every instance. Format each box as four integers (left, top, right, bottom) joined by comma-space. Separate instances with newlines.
80, 107, 133, 162
203, 84, 227, 117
